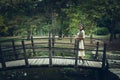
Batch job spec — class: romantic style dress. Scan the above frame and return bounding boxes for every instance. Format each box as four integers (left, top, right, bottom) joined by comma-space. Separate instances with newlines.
77, 30, 85, 57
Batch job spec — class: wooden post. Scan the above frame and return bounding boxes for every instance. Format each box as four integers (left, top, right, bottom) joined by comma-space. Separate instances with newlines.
74, 39, 77, 54
101, 45, 108, 80
12, 40, 18, 59
102, 42, 107, 69
75, 39, 79, 67
70, 34, 72, 44
49, 38, 52, 66
94, 42, 99, 60
0, 44, 6, 69
52, 34, 55, 56
31, 36, 35, 56
90, 34, 93, 44
22, 40, 29, 67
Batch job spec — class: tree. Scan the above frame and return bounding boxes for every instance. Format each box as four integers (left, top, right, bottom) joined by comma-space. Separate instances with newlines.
80, 0, 120, 41
0, 15, 8, 36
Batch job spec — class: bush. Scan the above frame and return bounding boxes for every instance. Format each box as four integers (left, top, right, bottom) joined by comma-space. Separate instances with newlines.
94, 27, 109, 35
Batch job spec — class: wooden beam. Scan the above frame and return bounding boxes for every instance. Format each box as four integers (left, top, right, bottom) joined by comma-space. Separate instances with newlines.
94, 42, 99, 60
102, 42, 107, 69
22, 40, 29, 67
31, 36, 36, 56
12, 40, 18, 59
48, 38, 52, 66
0, 44, 6, 69
75, 39, 79, 67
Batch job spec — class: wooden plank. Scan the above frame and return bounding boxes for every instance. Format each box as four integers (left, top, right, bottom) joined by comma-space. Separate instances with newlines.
6, 60, 25, 67
28, 59, 37, 65
36, 59, 43, 65
42, 58, 49, 65
0, 58, 103, 69
78, 60, 86, 66
86, 61, 102, 68
42, 58, 46, 64
54, 58, 59, 65
53, 58, 61, 65
40, 58, 45, 65
52, 58, 56, 64
33, 59, 39, 65
66, 59, 73, 65
31, 59, 39, 65
92, 61, 102, 68
70, 59, 75, 65
61, 59, 66, 65
87, 61, 94, 67
65, 59, 70, 65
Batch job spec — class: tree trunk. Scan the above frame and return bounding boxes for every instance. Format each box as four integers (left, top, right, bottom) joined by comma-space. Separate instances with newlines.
58, 18, 63, 39
27, 30, 31, 40
90, 33, 93, 44
109, 32, 114, 42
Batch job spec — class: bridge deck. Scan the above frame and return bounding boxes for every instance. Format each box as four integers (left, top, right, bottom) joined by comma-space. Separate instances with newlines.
0, 58, 102, 70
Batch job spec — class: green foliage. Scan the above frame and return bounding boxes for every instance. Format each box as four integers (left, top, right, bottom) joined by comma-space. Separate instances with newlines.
0, 0, 120, 38
94, 27, 109, 35
0, 15, 4, 26
0, 15, 8, 36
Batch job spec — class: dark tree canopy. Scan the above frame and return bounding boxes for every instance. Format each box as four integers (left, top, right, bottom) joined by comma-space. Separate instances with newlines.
0, 0, 120, 41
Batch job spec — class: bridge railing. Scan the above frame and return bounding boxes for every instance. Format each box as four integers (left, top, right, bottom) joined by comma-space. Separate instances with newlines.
0, 36, 107, 69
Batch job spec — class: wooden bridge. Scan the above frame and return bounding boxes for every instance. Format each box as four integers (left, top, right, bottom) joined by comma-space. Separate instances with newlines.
0, 36, 108, 71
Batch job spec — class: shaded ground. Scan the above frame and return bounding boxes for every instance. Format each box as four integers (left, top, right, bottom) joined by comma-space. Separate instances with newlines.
0, 68, 96, 80
106, 39, 120, 80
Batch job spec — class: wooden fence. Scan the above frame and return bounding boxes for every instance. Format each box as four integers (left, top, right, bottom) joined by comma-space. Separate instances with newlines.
0, 36, 107, 70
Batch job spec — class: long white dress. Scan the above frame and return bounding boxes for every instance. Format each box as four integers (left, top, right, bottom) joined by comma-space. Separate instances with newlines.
77, 30, 85, 57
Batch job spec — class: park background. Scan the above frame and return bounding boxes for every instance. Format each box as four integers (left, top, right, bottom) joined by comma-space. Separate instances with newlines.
0, 0, 120, 80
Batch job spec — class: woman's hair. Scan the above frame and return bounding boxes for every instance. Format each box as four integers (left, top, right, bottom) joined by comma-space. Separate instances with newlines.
79, 24, 85, 30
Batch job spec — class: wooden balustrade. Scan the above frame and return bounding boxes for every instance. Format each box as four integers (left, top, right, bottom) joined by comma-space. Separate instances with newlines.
0, 37, 107, 70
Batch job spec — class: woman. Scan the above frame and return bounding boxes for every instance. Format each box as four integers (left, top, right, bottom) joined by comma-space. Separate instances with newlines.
75, 24, 85, 63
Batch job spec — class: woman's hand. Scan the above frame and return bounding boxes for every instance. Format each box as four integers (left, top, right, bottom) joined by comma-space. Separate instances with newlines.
75, 36, 83, 40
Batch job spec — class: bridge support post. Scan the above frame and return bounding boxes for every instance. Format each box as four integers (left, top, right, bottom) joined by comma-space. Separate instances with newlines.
52, 34, 55, 56
75, 39, 79, 67
49, 38, 52, 67
31, 36, 36, 56
0, 44, 6, 69
102, 42, 107, 69
22, 40, 29, 67
94, 42, 99, 60
101, 42, 109, 80
12, 40, 18, 59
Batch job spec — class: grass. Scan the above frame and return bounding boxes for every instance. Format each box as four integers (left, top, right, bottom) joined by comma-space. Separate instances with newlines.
0, 36, 22, 42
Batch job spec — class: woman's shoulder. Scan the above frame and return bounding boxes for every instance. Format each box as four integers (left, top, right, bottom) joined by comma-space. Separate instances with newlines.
81, 30, 85, 32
